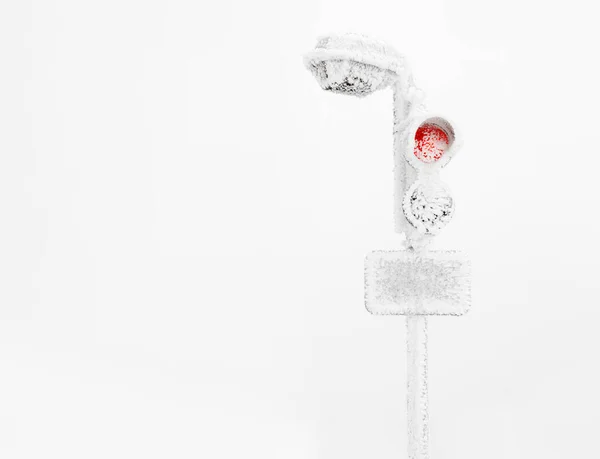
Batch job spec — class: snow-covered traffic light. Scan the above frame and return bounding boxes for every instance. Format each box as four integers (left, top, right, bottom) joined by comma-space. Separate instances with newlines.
305, 33, 471, 459
401, 115, 462, 241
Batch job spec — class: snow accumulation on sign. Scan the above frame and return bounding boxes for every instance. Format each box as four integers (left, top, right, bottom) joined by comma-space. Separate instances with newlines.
364, 250, 471, 316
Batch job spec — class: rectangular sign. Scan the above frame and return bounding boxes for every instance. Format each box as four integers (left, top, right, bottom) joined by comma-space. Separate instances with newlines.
365, 250, 471, 315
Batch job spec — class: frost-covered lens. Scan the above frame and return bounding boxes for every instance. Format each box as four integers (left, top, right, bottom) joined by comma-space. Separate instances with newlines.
403, 181, 454, 235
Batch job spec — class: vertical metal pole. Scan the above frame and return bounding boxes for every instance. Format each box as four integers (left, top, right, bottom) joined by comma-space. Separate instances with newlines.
393, 78, 429, 459
406, 316, 429, 459
392, 80, 417, 237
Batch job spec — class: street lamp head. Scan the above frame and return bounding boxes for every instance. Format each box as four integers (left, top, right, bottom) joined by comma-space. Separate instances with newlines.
303, 33, 405, 97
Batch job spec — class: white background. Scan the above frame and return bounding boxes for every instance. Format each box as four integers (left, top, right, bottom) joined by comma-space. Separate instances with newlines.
1, 0, 599, 458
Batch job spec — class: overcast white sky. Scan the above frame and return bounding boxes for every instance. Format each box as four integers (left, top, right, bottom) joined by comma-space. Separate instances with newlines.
1, 0, 599, 458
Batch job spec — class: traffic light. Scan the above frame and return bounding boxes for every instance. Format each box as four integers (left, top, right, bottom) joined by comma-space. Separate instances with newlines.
305, 33, 471, 459
400, 115, 462, 245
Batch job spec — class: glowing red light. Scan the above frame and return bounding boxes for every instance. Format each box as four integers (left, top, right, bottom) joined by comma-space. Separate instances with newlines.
414, 123, 449, 163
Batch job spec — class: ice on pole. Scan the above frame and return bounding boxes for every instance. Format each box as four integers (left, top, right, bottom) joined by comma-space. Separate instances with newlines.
304, 33, 471, 459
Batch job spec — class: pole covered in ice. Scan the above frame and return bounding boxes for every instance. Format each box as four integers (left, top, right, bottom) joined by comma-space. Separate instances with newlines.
305, 33, 469, 459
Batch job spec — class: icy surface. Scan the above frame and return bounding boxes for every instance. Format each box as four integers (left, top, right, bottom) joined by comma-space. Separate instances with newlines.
307, 59, 394, 97
364, 250, 471, 315
304, 33, 409, 97
305, 33, 469, 459
406, 316, 429, 459
403, 180, 454, 235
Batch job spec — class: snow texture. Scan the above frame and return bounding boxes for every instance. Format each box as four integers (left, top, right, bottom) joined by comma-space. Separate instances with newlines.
306, 58, 395, 97
304, 33, 463, 245
304, 34, 407, 82
403, 180, 454, 235
364, 250, 471, 315
406, 316, 429, 459
393, 80, 428, 245
305, 34, 470, 459
303, 33, 418, 98
398, 114, 461, 245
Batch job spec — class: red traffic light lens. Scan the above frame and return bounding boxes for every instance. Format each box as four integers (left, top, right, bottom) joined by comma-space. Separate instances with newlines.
413, 123, 449, 163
